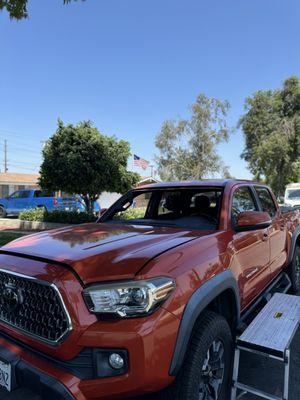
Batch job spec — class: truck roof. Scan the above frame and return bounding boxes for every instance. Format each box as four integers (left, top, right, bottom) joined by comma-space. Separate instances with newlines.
286, 183, 300, 188
137, 179, 257, 189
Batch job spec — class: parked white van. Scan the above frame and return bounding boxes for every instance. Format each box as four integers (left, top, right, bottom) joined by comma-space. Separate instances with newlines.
285, 183, 300, 207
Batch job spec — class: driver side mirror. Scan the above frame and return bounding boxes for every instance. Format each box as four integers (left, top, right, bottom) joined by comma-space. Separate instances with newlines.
235, 211, 272, 232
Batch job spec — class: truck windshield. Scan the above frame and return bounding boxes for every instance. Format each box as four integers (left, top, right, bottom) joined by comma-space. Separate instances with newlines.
100, 187, 222, 230
286, 189, 300, 200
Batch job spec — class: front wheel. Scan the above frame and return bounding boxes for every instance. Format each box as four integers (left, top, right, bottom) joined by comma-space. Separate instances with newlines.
161, 311, 232, 400
288, 245, 300, 292
0, 206, 7, 218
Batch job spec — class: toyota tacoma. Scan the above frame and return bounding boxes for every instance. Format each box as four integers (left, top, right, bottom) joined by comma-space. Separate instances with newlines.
0, 179, 299, 400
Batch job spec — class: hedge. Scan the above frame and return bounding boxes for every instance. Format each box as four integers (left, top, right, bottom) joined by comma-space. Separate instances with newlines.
19, 208, 97, 224
114, 207, 145, 220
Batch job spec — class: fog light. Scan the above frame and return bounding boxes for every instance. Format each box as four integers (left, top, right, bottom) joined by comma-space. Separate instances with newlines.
109, 353, 125, 370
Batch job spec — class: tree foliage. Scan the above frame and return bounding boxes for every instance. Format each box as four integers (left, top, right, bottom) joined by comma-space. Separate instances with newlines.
0, 0, 84, 20
39, 120, 139, 213
240, 76, 300, 195
155, 93, 231, 181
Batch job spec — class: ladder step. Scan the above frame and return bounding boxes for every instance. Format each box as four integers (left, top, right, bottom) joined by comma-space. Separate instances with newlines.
235, 382, 283, 400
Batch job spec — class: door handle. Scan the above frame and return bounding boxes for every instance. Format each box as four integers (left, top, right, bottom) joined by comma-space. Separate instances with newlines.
262, 233, 269, 241
280, 224, 285, 231
245, 267, 259, 279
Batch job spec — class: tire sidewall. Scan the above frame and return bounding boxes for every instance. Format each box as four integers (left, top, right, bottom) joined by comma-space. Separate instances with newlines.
193, 331, 231, 400
176, 313, 233, 400
0, 206, 6, 218
291, 245, 300, 292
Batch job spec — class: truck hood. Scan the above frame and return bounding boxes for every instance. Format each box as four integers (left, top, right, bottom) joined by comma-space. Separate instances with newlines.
1, 223, 210, 284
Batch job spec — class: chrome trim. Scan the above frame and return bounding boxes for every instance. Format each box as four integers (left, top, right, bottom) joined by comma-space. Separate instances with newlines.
245, 268, 259, 279
0, 268, 73, 346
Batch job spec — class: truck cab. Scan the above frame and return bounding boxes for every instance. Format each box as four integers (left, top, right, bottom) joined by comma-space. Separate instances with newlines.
285, 183, 300, 208
0, 189, 81, 217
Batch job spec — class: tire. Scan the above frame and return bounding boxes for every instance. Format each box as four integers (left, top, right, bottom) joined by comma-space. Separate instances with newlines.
0, 206, 7, 218
288, 245, 300, 293
159, 311, 233, 400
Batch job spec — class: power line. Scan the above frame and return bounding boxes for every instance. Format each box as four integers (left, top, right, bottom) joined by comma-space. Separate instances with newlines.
1, 138, 42, 173
0, 128, 47, 141
0, 129, 48, 149
7, 145, 42, 156
9, 164, 39, 172
9, 160, 41, 166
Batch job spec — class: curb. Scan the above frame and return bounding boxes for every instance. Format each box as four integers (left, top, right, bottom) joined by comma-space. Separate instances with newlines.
0, 219, 69, 231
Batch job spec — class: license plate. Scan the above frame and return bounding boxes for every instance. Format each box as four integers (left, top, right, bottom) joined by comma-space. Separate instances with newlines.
0, 359, 11, 392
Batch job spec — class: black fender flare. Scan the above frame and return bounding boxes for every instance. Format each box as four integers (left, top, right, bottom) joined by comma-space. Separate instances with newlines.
288, 226, 300, 265
169, 270, 240, 376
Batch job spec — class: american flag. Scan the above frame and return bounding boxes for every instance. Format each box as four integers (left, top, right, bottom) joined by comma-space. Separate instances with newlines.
134, 154, 149, 170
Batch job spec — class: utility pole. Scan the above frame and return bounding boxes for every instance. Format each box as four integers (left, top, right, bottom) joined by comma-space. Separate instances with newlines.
149, 165, 154, 178
4, 140, 8, 172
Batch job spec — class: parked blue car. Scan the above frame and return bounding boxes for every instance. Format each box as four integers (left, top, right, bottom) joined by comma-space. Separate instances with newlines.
0, 189, 82, 217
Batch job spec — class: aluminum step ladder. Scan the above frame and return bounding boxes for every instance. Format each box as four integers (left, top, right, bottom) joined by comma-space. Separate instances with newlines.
231, 293, 300, 400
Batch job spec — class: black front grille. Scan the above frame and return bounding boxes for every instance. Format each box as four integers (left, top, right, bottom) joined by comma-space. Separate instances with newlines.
0, 270, 71, 344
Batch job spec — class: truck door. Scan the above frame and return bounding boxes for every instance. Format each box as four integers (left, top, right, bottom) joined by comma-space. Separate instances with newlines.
10, 190, 31, 214
254, 186, 286, 280
230, 186, 271, 310
6, 191, 21, 214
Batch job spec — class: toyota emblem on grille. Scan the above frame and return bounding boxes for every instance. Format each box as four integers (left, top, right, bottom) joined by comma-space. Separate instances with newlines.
2, 285, 21, 312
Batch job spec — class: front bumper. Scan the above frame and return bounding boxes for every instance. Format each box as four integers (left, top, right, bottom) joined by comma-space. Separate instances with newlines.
0, 342, 74, 400
0, 306, 179, 400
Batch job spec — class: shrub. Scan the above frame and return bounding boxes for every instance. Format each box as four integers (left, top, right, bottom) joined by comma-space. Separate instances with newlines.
19, 208, 97, 224
114, 207, 145, 220
19, 208, 45, 222
45, 210, 96, 224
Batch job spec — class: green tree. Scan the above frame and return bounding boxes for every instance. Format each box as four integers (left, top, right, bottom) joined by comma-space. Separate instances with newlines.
240, 76, 300, 195
155, 93, 231, 181
39, 120, 139, 213
0, 0, 84, 20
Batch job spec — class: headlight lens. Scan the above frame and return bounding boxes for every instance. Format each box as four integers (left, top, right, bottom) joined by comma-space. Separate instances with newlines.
83, 277, 176, 317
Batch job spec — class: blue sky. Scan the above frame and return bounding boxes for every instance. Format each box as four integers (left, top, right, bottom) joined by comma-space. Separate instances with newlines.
0, 0, 299, 178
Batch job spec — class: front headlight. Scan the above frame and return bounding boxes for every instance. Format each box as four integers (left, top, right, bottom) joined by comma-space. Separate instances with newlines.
83, 277, 176, 318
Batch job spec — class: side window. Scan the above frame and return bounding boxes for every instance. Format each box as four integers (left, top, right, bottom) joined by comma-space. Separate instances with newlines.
255, 187, 277, 218
35, 191, 53, 198
231, 187, 257, 225
9, 191, 21, 199
34, 190, 42, 198
19, 191, 31, 199
113, 193, 150, 221
158, 191, 182, 217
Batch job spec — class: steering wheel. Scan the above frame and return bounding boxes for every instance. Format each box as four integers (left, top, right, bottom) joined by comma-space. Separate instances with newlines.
197, 213, 218, 224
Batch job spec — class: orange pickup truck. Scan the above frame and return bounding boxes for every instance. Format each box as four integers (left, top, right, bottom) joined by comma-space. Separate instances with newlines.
0, 179, 299, 400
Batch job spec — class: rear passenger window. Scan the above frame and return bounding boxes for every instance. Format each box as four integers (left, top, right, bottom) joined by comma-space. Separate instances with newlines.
231, 187, 257, 225
255, 187, 277, 218
19, 191, 31, 198
34, 191, 54, 198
